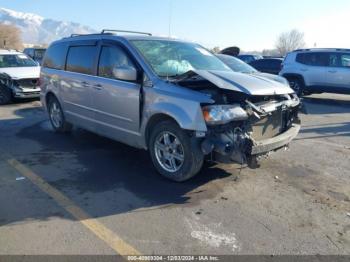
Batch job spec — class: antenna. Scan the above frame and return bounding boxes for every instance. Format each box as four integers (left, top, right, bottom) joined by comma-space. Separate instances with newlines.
168, 0, 172, 38
166, 0, 173, 81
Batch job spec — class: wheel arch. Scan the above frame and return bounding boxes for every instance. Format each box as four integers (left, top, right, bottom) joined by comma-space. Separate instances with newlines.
144, 113, 180, 148
45, 91, 57, 105
45, 91, 65, 111
282, 73, 305, 85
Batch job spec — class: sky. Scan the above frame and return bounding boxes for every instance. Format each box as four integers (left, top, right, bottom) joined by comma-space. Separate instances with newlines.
1, 0, 350, 51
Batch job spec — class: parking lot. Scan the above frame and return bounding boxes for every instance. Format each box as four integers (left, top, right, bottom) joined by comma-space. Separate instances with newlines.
0, 93, 349, 255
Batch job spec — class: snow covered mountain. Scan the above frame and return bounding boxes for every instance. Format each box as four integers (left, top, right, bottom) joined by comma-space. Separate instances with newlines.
0, 7, 96, 45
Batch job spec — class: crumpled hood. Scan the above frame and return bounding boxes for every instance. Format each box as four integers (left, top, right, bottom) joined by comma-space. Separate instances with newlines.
194, 70, 294, 95
253, 72, 287, 84
0, 66, 40, 79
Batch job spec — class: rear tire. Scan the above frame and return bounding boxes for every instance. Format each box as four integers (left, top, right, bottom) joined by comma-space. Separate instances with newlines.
47, 96, 72, 133
149, 120, 204, 182
0, 86, 12, 105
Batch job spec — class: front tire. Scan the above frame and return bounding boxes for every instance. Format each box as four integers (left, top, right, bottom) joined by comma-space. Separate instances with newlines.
0, 86, 12, 105
149, 120, 204, 182
288, 78, 304, 96
47, 96, 72, 133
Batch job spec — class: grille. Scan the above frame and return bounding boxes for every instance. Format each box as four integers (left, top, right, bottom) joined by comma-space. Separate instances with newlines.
251, 109, 283, 141
16, 78, 39, 89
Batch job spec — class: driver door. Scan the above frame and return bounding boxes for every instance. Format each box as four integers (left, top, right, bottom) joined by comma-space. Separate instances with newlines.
90, 41, 141, 142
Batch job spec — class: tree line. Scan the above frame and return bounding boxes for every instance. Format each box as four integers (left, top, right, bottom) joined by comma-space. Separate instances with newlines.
212, 29, 306, 57
0, 22, 306, 56
0, 23, 23, 50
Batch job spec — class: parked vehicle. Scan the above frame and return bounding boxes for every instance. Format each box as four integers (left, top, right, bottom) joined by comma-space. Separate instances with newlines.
249, 58, 283, 75
237, 54, 263, 64
41, 30, 300, 182
23, 48, 46, 65
0, 49, 41, 105
220, 46, 240, 57
217, 54, 289, 85
280, 48, 350, 95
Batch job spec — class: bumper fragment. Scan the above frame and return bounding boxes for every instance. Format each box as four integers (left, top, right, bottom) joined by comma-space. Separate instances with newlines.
250, 124, 301, 155
13, 88, 41, 99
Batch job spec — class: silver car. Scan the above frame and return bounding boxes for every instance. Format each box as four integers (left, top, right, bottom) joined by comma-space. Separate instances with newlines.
41, 30, 301, 182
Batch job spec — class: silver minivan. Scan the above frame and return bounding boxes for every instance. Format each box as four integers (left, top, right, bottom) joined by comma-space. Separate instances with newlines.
41, 30, 301, 182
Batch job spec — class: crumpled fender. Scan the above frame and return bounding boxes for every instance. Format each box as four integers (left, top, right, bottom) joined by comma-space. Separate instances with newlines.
0, 73, 13, 89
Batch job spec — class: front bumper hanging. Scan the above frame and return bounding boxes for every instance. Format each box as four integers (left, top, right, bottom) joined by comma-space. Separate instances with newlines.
250, 123, 300, 155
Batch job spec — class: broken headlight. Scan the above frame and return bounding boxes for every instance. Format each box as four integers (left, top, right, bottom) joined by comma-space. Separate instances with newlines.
202, 104, 248, 125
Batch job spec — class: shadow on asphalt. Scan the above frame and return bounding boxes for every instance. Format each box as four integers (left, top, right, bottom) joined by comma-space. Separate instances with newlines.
299, 122, 350, 139
302, 96, 350, 115
0, 106, 234, 224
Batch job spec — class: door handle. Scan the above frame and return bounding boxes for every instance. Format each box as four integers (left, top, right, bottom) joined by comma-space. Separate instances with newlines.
328, 70, 337, 73
81, 81, 90, 87
93, 84, 103, 90
300, 68, 308, 72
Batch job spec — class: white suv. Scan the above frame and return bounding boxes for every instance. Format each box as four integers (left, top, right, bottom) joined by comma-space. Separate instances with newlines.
0, 49, 41, 105
279, 48, 350, 95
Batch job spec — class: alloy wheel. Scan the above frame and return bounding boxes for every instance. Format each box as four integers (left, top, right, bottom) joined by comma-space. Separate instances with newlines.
154, 131, 185, 173
50, 101, 63, 129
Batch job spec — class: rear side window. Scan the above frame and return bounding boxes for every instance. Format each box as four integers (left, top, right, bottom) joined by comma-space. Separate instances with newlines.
340, 53, 350, 68
98, 45, 135, 80
296, 52, 329, 66
66, 46, 97, 75
42, 44, 66, 70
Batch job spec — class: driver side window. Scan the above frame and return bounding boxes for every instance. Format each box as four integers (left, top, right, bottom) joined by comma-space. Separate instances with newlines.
98, 45, 135, 80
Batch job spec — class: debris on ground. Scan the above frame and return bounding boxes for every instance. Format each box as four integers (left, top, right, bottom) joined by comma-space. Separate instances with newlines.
195, 209, 203, 215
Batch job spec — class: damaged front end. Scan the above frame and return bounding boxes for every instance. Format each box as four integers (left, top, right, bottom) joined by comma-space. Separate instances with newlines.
200, 93, 300, 167
0, 73, 40, 100
175, 70, 301, 167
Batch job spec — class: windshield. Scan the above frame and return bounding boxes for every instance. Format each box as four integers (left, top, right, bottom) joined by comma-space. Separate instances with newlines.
131, 40, 231, 77
0, 54, 37, 68
217, 54, 257, 74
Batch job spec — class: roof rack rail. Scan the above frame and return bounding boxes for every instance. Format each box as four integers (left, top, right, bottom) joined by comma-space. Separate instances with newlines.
70, 34, 82, 37
293, 49, 310, 52
294, 48, 350, 52
101, 29, 152, 36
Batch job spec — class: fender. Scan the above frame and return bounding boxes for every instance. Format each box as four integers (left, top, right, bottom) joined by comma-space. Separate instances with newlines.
145, 101, 207, 132
0, 73, 13, 90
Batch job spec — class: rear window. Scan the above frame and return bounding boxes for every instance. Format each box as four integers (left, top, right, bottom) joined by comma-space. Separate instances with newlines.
42, 44, 67, 70
66, 46, 97, 75
34, 49, 46, 60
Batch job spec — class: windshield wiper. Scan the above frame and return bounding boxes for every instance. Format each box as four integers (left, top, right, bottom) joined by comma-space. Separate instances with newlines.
167, 70, 201, 82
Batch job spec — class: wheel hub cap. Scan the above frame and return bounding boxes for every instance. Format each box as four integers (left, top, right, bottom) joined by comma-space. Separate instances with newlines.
154, 131, 185, 173
50, 102, 62, 128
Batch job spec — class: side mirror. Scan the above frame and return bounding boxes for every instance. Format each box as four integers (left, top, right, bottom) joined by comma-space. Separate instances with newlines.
112, 66, 137, 81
